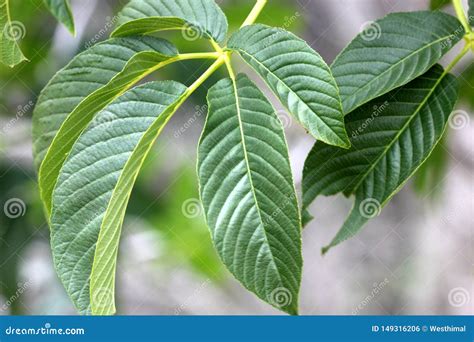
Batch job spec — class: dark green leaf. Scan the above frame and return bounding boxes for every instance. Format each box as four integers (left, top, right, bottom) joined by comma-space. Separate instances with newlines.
198, 74, 302, 315
332, 11, 463, 114
302, 65, 459, 253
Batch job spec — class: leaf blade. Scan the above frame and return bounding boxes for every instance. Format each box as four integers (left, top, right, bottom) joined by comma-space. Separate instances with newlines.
332, 11, 463, 114
50, 81, 187, 314
302, 65, 459, 252
228, 24, 349, 148
0, 0, 27, 67
116, 0, 228, 43
43, 0, 75, 35
198, 74, 302, 315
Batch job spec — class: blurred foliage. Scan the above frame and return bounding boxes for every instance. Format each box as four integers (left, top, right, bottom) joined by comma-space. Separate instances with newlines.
413, 135, 449, 198
0, 163, 44, 314
459, 62, 474, 111
430, 0, 451, 10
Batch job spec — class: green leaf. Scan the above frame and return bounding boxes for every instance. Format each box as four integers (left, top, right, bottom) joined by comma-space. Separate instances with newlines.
198, 74, 302, 315
50, 81, 187, 315
302, 65, 459, 253
332, 11, 463, 114
32, 36, 175, 170
116, 0, 228, 43
430, 0, 451, 10
38, 48, 180, 216
0, 0, 28, 67
43, 0, 75, 35
228, 24, 350, 148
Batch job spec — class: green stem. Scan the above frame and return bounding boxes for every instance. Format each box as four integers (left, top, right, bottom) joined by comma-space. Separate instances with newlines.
452, 0, 471, 33
241, 0, 268, 28
184, 56, 226, 98
176, 52, 220, 61
445, 43, 471, 74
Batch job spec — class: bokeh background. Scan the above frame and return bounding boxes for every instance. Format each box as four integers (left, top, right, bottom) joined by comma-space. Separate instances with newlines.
0, 0, 472, 315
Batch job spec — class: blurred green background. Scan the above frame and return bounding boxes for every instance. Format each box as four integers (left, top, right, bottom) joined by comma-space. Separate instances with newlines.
0, 0, 472, 315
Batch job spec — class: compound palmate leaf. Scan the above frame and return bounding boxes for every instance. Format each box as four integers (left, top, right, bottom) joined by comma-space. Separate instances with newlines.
115, 0, 228, 43
50, 81, 187, 315
332, 11, 463, 114
32, 36, 176, 170
0, 0, 27, 67
38, 49, 181, 215
198, 74, 302, 315
43, 0, 75, 35
228, 24, 350, 148
303, 65, 459, 254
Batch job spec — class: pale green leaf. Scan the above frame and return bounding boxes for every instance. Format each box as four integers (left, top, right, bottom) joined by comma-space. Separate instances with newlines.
43, 0, 75, 35
332, 11, 463, 114
228, 24, 350, 148
38, 48, 179, 216
50, 81, 187, 315
0, 0, 27, 67
198, 74, 302, 315
116, 0, 228, 43
302, 65, 459, 253
32, 36, 176, 170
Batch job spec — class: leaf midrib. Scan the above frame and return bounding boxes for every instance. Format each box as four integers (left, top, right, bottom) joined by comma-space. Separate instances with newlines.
229, 76, 283, 288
